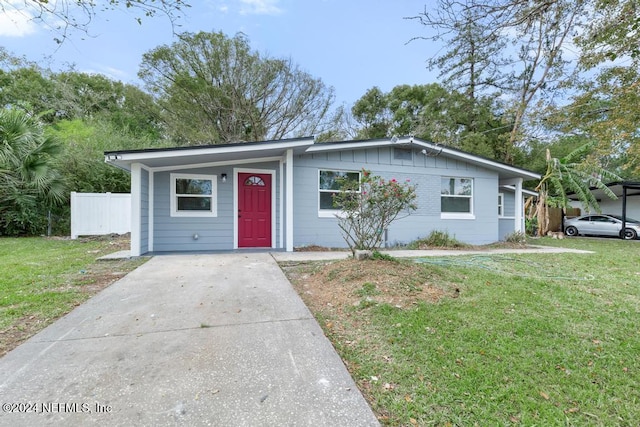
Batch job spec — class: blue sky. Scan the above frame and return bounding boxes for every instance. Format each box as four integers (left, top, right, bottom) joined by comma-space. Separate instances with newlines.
0, 0, 439, 107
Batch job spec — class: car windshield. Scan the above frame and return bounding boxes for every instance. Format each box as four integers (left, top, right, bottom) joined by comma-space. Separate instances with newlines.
607, 215, 640, 223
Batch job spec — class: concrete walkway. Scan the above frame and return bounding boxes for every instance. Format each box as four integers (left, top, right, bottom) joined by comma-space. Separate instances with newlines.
272, 245, 593, 262
0, 254, 379, 426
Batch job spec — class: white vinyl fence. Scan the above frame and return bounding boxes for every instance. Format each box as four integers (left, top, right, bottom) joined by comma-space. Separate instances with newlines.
70, 192, 131, 239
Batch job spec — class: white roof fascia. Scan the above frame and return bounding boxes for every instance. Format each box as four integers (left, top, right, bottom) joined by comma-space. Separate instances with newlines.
501, 185, 538, 197
105, 137, 315, 164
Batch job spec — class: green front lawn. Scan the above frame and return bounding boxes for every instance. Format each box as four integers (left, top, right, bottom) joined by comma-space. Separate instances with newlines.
0, 236, 145, 355
285, 237, 640, 426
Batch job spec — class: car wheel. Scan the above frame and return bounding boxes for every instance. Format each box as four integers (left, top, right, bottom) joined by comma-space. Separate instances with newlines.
621, 228, 637, 240
565, 226, 578, 237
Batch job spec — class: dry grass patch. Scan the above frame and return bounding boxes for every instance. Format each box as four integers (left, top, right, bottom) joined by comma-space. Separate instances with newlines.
283, 257, 458, 315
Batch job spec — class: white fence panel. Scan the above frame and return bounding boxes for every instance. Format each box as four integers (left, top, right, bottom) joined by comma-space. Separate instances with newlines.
71, 192, 131, 239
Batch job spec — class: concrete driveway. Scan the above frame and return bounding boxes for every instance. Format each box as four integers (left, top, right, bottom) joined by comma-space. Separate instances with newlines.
0, 253, 379, 426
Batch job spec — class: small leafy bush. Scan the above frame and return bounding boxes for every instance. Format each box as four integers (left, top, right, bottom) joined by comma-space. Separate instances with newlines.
333, 169, 417, 254
504, 231, 527, 244
371, 250, 398, 262
525, 217, 538, 236
408, 230, 469, 249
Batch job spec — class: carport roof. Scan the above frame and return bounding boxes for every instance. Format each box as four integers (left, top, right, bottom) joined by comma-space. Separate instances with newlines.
568, 181, 640, 201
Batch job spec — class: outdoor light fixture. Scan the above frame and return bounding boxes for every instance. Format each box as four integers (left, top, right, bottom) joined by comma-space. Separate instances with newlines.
221, 173, 227, 183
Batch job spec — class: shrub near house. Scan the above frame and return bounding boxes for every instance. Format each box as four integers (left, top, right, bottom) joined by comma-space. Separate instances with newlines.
333, 169, 417, 254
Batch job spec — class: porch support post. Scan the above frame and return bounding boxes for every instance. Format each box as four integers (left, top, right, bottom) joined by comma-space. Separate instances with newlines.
285, 149, 294, 252
130, 163, 142, 256
148, 170, 154, 252
279, 159, 284, 249
621, 184, 628, 239
514, 177, 524, 233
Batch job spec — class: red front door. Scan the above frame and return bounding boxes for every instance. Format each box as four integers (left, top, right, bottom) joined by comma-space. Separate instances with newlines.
238, 173, 272, 248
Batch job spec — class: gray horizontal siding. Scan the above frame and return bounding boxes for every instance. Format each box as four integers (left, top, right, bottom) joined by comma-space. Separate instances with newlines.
307, 146, 487, 174
499, 218, 515, 240
293, 146, 500, 247
501, 190, 516, 218
152, 163, 280, 252
498, 190, 524, 240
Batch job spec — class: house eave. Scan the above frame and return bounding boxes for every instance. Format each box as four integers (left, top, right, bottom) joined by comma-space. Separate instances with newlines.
310, 137, 541, 181
501, 185, 538, 197
105, 135, 541, 182
105, 137, 315, 171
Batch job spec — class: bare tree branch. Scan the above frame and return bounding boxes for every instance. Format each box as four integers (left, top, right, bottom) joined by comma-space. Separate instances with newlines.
0, 0, 190, 43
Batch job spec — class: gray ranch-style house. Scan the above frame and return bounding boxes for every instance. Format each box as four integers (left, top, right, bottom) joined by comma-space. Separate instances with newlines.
105, 137, 540, 256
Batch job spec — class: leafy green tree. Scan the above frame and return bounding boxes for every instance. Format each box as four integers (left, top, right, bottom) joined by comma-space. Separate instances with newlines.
351, 87, 390, 139
50, 118, 164, 194
408, 0, 510, 100
503, 0, 584, 162
333, 170, 417, 255
0, 51, 167, 233
564, 0, 640, 176
413, 0, 586, 162
544, 67, 640, 177
51, 72, 162, 138
521, 135, 592, 176
577, 0, 640, 66
109, 83, 162, 139
0, 58, 57, 119
527, 143, 620, 236
387, 84, 437, 137
351, 83, 511, 160
139, 31, 337, 145
0, 53, 162, 138
412, 0, 639, 177
0, 109, 66, 235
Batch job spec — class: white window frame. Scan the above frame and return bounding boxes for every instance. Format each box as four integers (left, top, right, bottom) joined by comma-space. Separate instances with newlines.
318, 169, 361, 218
440, 177, 475, 220
170, 173, 217, 217
498, 192, 504, 217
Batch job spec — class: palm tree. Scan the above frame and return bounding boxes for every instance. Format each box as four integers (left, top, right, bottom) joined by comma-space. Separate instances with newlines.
0, 109, 66, 235
526, 143, 620, 236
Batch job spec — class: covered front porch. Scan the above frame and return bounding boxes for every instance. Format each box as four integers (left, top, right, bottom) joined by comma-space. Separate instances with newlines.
105, 138, 315, 256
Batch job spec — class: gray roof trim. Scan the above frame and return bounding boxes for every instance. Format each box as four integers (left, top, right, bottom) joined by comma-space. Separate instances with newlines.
105, 136, 315, 156
105, 137, 315, 171
310, 137, 541, 180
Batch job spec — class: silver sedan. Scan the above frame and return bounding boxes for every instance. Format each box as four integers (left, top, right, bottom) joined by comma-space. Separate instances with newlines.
564, 214, 640, 240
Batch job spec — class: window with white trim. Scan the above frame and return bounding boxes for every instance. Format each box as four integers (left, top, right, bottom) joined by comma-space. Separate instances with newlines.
498, 193, 504, 217
318, 170, 360, 216
170, 173, 217, 217
441, 177, 473, 216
